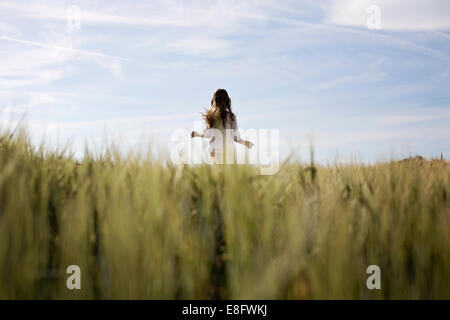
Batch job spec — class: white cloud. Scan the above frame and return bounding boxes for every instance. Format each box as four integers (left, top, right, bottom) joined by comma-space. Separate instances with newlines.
374, 107, 450, 125
325, 0, 450, 31
95, 59, 123, 78
0, 43, 74, 90
0, 22, 20, 37
315, 126, 450, 147
167, 37, 238, 56
314, 72, 385, 89
0, 90, 70, 119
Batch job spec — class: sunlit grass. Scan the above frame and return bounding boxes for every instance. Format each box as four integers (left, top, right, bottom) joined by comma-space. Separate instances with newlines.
0, 127, 449, 299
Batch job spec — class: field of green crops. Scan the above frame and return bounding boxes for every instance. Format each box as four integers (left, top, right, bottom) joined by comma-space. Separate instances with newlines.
0, 127, 449, 299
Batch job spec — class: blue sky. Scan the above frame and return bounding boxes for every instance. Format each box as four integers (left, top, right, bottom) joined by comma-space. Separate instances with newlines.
1, 0, 449, 162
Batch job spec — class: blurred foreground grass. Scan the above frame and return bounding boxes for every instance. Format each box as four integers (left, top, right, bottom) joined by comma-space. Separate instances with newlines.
0, 128, 449, 299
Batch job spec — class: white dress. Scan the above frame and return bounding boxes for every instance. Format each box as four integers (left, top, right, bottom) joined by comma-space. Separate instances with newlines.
203, 113, 241, 164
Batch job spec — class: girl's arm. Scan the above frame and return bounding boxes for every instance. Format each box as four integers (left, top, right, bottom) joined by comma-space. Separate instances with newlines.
191, 131, 204, 138
231, 118, 253, 149
234, 137, 254, 149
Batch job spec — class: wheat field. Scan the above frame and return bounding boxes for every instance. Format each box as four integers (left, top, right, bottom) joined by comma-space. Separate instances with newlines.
0, 127, 449, 299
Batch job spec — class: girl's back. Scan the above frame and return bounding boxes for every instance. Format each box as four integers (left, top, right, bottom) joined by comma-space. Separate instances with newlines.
191, 88, 253, 164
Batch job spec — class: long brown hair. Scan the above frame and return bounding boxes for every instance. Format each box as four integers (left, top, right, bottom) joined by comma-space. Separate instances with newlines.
203, 88, 236, 128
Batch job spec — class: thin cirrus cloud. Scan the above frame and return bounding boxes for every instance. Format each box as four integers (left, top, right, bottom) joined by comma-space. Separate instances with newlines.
0, 36, 128, 61
0, 0, 267, 28
374, 107, 450, 125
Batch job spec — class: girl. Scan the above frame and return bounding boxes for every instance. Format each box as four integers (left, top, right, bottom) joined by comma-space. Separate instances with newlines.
191, 88, 253, 164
